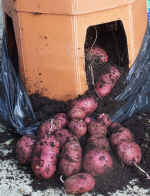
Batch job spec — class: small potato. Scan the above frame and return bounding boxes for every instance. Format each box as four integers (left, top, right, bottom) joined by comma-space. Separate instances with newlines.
59, 138, 82, 176
69, 119, 87, 139
72, 96, 98, 115
87, 135, 110, 151
16, 135, 36, 165
32, 135, 60, 179
110, 127, 134, 146
68, 107, 86, 120
64, 173, 95, 194
83, 149, 113, 176
88, 120, 107, 136
55, 129, 72, 147
54, 113, 68, 129
117, 141, 142, 165
37, 119, 58, 138
97, 113, 112, 127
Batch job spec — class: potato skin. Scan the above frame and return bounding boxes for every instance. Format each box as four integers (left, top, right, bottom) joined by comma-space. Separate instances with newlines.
96, 66, 120, 98
117, 141, 142, 165
55, 129, 72, 147
83, 149, 113, 176
87, 135, 110, 151
64, 173, 95, 194
59, 137, 82, 176
88, 120, 107, 136
68, 107, 86, 120
37, 119, 58, 138
32, 135, 60, 179
72, 97, 98, 115
16, 135, 36, 165
68, 119, 87, 139
110, 127, 134, 146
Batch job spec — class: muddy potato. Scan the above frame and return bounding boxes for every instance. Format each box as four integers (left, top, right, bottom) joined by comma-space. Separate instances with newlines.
64, 173, 95, 194
59, 138, 82, 176
83, 149, 113, 176
88, 120, 107, 136
87, 135, 110, 151
32, 135, 60, 179
68, 119, 87, 139
96, 66, 120, 98
37, 119, 58, 138
55, 129, 72, 147
16, 135, 36, 165
110, 127, 134, 146
117, 141, 142, 165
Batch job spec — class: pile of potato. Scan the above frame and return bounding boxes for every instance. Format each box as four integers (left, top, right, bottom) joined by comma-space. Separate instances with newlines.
16, 96, 142, 194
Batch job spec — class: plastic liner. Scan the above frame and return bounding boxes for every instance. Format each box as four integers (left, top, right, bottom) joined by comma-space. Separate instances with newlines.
0, 32, 39, 135
111, 22, 150, 123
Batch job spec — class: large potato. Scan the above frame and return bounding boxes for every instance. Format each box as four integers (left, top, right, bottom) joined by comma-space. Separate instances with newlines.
16, 135, 36, 165
32, 135, 60, 179
110, 127, 134, 146
117, 141, 142, 165
64, 173, 95, 194
83, 148, 113, 176
59, 137, 82, 176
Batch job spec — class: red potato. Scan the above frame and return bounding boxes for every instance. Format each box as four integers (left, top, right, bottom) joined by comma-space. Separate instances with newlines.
32, 135, 60, 179
88, 47, 109, 63
64, 173, 95, 194
55, 129, 72, 147
16, 135, 36, 165
37, 119, 58, 138
97, 113, 112, 127
59, 138, 82, 176
68, 107, 86, 120
96, 66, 121, 98
110, 127, 134, 146
72, 96, 98, 115
88, 120, 107, 136
68, 119, 87, 139
54, 113, 68, 129
87, 135, 110, 151
117, 141, 142, 165
83, 149, 113, 176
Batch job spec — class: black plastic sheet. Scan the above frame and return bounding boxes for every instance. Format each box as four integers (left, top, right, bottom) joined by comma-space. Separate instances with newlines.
111, 22, 150, 123
0, 32, 39, 135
